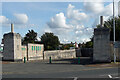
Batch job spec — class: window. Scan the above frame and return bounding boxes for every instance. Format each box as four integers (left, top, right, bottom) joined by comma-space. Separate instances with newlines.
21, 48, 25, 51
38, 46, 39, 50
40, 46, 41, 51
32, 46, 33, 51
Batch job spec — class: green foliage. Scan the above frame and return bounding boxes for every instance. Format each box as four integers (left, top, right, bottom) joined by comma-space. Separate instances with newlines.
81, 37, 93, 48
61, 44, 74, 50
22, 30, 37, 45
84, 41, 93, 48
41, 32, 60, 50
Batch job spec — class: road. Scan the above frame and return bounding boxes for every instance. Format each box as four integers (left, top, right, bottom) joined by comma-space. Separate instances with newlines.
2, 58, 120, 79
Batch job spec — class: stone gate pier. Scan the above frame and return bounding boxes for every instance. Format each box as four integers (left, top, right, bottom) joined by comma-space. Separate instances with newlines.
93, 16, 111, 62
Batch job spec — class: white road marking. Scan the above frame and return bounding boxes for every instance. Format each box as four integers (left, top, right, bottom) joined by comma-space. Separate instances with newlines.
108, 75, 112, 78
74, 77, 78, 80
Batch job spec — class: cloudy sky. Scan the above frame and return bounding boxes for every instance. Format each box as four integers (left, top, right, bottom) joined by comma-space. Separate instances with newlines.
0, 0, 120, 44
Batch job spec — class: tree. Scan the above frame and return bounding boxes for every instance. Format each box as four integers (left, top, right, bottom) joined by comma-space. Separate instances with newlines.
41, 32, 60, 50
82, 37, 93, 48
22, 30, 37, 45
84, 41, 93, 48
61, 43, 75, 50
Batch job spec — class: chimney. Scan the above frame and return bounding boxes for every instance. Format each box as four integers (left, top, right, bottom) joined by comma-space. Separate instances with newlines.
11, 23, 14, 33
100, 16, 104, 27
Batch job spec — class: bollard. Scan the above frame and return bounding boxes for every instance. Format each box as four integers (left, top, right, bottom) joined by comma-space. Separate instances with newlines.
78, 57, 80, 64
24, 57, 26, 63
49, 56, 52, 64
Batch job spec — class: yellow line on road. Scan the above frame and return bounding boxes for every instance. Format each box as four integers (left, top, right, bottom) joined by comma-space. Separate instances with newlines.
81, 67, 117, 71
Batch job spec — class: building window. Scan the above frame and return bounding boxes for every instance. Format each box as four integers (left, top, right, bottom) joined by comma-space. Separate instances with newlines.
22, 48, 25, 51
40, 46, 41, 51
38, 46, 39, 50
32, 46, 33, 51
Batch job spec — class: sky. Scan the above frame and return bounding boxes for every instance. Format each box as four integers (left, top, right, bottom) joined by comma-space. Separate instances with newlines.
0, 0, 120, 44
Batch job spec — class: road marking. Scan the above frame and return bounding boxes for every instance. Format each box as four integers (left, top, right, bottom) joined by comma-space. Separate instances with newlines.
74, 77, 78, 80
108, 75, 112, 78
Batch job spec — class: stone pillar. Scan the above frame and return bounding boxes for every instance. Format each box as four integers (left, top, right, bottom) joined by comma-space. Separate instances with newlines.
93, 16, 111, 63
3, 24, 22, 61
100, 16, 104, 27
11, 23, 14, 33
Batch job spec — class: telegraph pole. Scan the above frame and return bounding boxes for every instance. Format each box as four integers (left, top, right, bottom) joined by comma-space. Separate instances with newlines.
113, 0, 116, 63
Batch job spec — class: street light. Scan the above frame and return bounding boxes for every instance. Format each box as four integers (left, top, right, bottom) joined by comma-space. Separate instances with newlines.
113, 0, 116, 63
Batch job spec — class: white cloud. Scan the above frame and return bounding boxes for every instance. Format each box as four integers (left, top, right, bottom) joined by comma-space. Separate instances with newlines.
86, 2, 118, 28
47, 12, 71, 29
0, 16, 10, 24
0, 14, 29, 25
84, 2, 118, 16
75, 26, 93, 37
67, 4, 88, 23
0, 13, 35, 28
81, 38, 91, 43
46, 4, 95, 43
47, 12, 73, 36
102, 3, 113, 16
14, 13, 28, 24
75, 31, 83, 34
84, 2, 104, 14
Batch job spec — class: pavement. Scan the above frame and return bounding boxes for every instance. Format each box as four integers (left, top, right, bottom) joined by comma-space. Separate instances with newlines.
2, 57, 120, 79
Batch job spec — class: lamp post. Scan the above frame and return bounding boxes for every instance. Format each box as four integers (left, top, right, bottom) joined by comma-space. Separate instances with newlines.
113, 0, 116, 63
